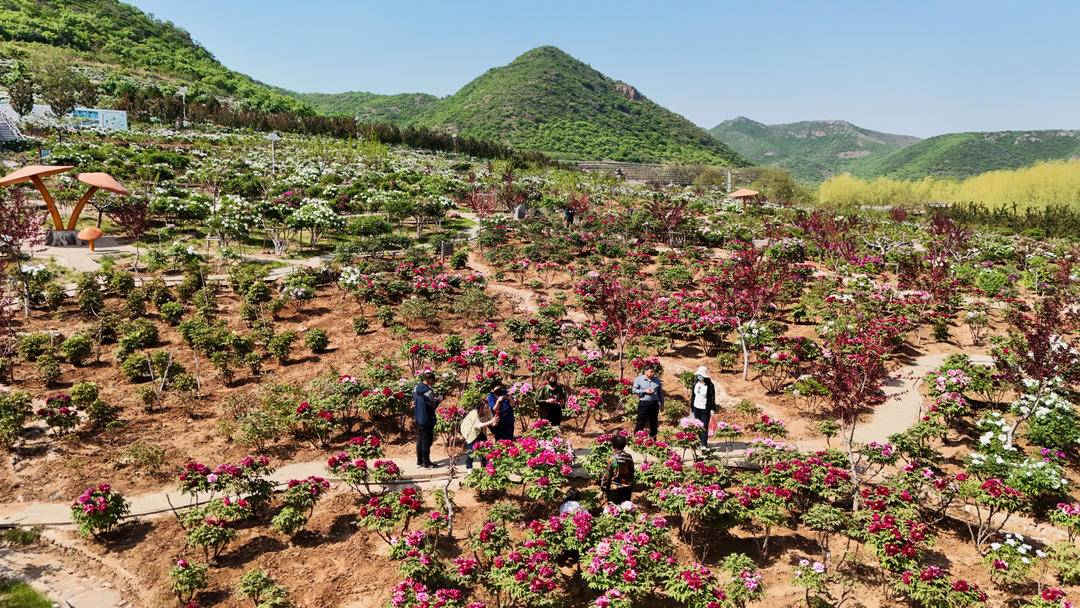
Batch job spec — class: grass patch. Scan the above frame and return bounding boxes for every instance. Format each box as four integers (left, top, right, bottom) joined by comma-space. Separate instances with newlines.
0, 578, 53, 608
0, 526, 42, 547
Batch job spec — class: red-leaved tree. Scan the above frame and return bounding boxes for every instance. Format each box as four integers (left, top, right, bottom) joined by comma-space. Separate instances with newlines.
0, 188, 45, 317
574, 270, 654, 377
705, 243, 795, 379
107, 197, 150, 272
815, 315, 905, 508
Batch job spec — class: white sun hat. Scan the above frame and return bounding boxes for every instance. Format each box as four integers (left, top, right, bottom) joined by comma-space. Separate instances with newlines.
695, 366, 710, 378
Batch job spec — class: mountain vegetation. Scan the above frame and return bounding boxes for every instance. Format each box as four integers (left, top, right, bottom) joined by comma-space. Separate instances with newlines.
708, 116, 920, 182
300, 46, 748, 166
851, 129, 1080, 180
293, 91, 439, 123
0, 0, 310, 113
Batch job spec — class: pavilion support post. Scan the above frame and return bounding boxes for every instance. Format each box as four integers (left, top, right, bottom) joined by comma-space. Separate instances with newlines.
67, 186, 98, 230
30, 175, 65, 230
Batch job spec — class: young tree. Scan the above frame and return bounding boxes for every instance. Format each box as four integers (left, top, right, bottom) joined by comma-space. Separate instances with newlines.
106, 198, 150, 272
4, 61, 34, 118
0, 189, 46, 317
706, 244, 795, 379
36, 61, 96, 141
993, 295, 1080, 443
457, 189, 497, 219
814, 315, 903, 508
574, 271, 654, 377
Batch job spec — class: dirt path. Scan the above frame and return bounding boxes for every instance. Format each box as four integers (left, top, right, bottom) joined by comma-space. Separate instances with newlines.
0, 350, 1063, 608
1, 536, 131, 607
850, 352, 993, 446
0, 352, 988, 528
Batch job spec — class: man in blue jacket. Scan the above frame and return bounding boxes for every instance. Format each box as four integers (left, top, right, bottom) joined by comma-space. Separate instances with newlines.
631, 365, 664, 439
413, 371, 440, 469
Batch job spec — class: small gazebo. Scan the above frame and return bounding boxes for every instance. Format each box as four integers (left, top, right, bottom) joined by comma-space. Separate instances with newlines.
728, 187, 760, 203
0, 164, 76, 230
0, 164, 128, 246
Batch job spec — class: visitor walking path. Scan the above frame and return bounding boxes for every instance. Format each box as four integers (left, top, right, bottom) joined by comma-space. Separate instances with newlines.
851, 352, 993, 445
0, 350, 1068, 608
0, 352, 992, 528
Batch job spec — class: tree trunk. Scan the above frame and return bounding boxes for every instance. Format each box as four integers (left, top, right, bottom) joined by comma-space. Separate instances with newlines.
844, 421, 861, 511
740, 335, 750, 381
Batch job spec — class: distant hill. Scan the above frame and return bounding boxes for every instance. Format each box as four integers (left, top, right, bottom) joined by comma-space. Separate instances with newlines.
0, 0, 309, 114
708, 116, 920, 181
294, 91, 439, 123
851, 129, 1080, 180
299, 46, 747, 166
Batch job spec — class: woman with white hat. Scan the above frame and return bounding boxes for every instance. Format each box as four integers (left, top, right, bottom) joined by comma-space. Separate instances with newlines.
690, 365, 716, 447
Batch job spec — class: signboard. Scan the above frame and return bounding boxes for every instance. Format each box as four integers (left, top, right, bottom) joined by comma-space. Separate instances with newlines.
71, 107, 128, 131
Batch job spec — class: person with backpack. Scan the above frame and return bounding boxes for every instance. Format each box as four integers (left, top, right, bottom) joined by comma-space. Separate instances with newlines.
412, 371, 440, 469
487, 379, 516, 441
535, 372, 567, 429
600, 434, 635, 504
690, 365, 717, 447
459, 397, 499, 470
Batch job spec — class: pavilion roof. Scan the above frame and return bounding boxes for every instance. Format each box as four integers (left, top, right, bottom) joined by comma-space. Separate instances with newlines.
77, 172, 129, 196
729, 188, 760, 198
0, 165, 75, 186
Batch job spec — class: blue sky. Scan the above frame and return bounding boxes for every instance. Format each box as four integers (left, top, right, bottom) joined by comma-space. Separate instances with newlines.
128, 0, 1079, 137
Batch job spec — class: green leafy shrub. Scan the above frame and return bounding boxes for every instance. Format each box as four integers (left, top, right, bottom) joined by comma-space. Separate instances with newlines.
450, 248, 468, 269
120, 441, 168, 476
352, 316, 369, 335
0, 391, 32, 448
92, 313, 122, 345
159, 301, 185, 325
116, 318, 160, 359
59, 333, 94, 366
267, 331, 297, 364
169, 559, 208, 605
304, 328, 329, 353
106, 270, 136, 295
451, 289, 494, 323
16, 333, 54, 361
236, 569, 289, 607
36, 354, 61, 386
270, 506, 308, 538
399, 297, 438, 327
44, 283, 67, 311
193, 285, 218, 318
375, 305, 394, 326
125, 287, 147, 318
76, 273, 104, 316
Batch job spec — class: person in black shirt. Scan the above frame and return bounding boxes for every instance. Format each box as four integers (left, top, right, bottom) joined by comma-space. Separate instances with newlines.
535, 373, 567, 428
412, 372, 440, 468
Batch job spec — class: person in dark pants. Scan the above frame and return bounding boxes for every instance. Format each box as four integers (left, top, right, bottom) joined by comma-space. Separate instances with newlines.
631, 365, 663, 439
487, 380, 516, 441
535, 373, 567, 429
563, 207, 575, 226
690, 365, 717, 447
600, 434, 635, 504
412, 371, 440, 469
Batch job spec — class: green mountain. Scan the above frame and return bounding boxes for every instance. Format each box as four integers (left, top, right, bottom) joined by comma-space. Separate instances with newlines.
708, 116, 920, 181
852, 129, 1080, 180
294, 91, 439, 123
0, 0, 309, 113
299, 46, 747, 166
